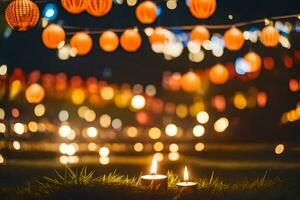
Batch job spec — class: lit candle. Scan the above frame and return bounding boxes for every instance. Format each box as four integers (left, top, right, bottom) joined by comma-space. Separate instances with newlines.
141, 155, 168, 191
176, 166, 197, 191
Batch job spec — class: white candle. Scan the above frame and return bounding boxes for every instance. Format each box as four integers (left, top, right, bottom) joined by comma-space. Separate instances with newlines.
141, 155, 168, 191
176, 166, 197, 191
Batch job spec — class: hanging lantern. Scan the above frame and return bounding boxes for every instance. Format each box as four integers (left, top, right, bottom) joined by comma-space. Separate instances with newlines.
181, 71, 201, 93
42, 24, 65, 49
61, 0, 89, 14
86, 0, 112, 17
70, 32, 93, 56
224, 27, 244, 51
135, 1, 157, 24
189, 0, 216, 19
190, 25, 210, 44
25, 83, 45, 104
120, 29, 142, 52
209, 64, 229, 85
5, 0, 40, 31
149, 27, 167, 44
99, 31, 119, 52
244, 52, 262, 73
260, 25, 280, 47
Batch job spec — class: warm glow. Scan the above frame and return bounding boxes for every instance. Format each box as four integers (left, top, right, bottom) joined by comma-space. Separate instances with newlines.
14, 123, 25, 135
193, 125, 205, 137
99, 147, 110, 157
134, 143, 143, 152
275, 144, 285, 155
71, 88, 85, 105
214, 117, 229, 132
87, 127, 98, 138
150, 155, 158, 174
196, 111, 209, 124
99, 114, 111, 128
59, 125, 71, 137
131, 95, 146, 110
34, 103, 46, 117
183, 166, 189, 182
195, 143, 205, 152
234, 93, 247, 109
169, 143, 179, 152
148, 127, 161, 139
153, 142, 164, 152
127, 126, 138, 137
165, 123, 178, 136
101, 86, 114, 100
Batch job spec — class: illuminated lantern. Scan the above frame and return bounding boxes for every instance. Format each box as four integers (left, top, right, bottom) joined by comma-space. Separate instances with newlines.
25, 83, 45, 104
61, 0, 89, 14
244, 52, 262, 72
70, 32, 93, 56
181, 71, 201, 93
189, 0, 216, 19
149, 27, 167, 44
86, 0, 112, 17
260, 25, 279, 47
99, 31, 119, 52
209, 64, 229, 85
5, 0, 40, 31
135, 1, 157, 24
190, 25, 210, 44
42, 24, 65, 49
224, 27, 244, 51
120, 29, 142, 52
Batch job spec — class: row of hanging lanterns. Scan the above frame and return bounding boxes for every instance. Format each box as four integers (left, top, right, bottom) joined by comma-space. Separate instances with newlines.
61, 0, 112, 16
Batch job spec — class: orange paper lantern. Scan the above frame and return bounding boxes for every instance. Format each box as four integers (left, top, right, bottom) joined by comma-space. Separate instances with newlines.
86, 0, 112, 17
135, 1, 157, 24
5, 0, 40, 31
99, 31, 119, 52
70, 32, 93, 56
25, 83, 45, 104
190, 25, 210, 44
149, 27, 167, 44
189, 0, 216, 19
260, 25, 279, 47
209, 64, 229, 85
244, 52, 262, 73
120, 29, 142, 52
42, 24, 65, 49
61, 0, 89, 14
224, 27, 244, 51
181, 71, 201, 93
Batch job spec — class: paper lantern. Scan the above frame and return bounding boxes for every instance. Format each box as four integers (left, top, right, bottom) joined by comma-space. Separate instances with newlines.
120, 29, 142, 52
189, 0, 216, 19
25, 83, 45, 104
260, 25, 279, 47
181, 71, 201, 93
86, 0, 112, 17
244, 52, 262, 72
5, 0, 40, 31
190, 25, 210, 44
42, 24, 65, 49
61, 0, 89, 14
224, 27, 244, 51
99, 31, 119, 52
209, 64, 229, 85
149, 27, 167, 44
70, 32, 93, 56
135, 1, 157, 24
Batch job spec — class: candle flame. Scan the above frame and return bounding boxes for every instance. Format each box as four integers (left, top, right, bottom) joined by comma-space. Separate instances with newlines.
184, 166, 189, 182
150, 155, 157, 175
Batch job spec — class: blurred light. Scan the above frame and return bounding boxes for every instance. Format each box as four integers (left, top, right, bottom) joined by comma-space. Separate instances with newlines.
13, 141, 20, 150
168, 152, 179, 161
58, 110, 69, 122
144, 27, 154, 36
71, 88, 85, 105
127, 126, 138, 137
84, 109, 96, 122
14, 123, 25, 135
154, 152, 164, 162
134, 143, 143, 152
112, 118, 122, 130
188, 51, 205, 63
133, 84, 143, 94
78, 106, 89, 118
212, 47, 224, 57
0, 108, 5, 120
28, 121, 38, 132
43, 3, 58, 20
127, 0, 137, 6
166, 0, 177, 10
235, 57, 250, 75
202, 40, 211, 50
148, 127, 161, 139
58, 45, 70, 60
279, 36, 291, 49
0, 154, 4, 164
214, 117, 229, 133
59, 155, 68, 164
0, 123, 6, 133
59, 125, 71, 137
3, 27, 12, 39
176, 104, 188, 119
275, 144, 285, 155
145, 85, 156, 96
88, 142, 97, 151
193, 125, 205, 137
243, 31, 250, 40
11, 108, 20, 118
156, 5, 162, 17
99, 114, 111, 128
234, 93, 247, 109
67, 129, 76, 140
99, 157, 110, 165
195, 142, 205, 152
169, 143, 178, 152
165, 124, 177, 136
153, 142, 164, 152
99, 147, 110, 157
66, 144, 76, 156
228, 14, 233, 19
101, 86, 114, 100
187, 40, 201, 54
87, 127, 98, 138
34, 104, 46, 117
41, 17, 49, 28
196, 111, 209, 124
131, 95, 146, 110
0, 65, 7, 76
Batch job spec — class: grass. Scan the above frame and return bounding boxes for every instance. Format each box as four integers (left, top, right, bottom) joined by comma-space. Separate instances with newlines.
0, 167, 299, 200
